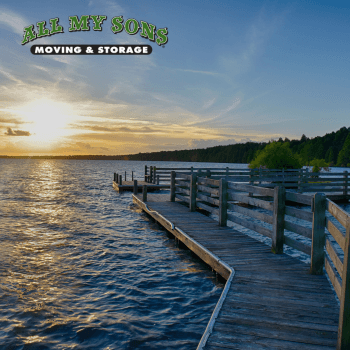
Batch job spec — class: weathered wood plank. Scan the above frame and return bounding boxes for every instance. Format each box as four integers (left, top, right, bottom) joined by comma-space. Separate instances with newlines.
132, 193, 340, 350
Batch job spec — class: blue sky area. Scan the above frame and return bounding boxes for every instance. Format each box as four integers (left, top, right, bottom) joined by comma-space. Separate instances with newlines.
0, 0, 349, 155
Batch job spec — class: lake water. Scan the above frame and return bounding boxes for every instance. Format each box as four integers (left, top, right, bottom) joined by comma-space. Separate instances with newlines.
1, 159, 349, 349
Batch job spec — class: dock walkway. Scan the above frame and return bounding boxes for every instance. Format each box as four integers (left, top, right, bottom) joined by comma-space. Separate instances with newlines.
133, 193, 339, 350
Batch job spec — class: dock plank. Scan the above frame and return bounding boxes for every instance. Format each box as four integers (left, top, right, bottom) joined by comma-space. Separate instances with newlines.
132, 193, 339, 350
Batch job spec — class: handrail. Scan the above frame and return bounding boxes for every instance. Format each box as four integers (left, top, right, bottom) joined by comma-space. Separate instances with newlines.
133, 193, 235, 350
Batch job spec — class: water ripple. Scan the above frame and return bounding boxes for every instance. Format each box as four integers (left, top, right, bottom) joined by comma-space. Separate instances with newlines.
0, 159, 225, 349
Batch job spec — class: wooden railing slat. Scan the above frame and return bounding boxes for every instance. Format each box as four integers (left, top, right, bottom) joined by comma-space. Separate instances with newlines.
327, 199, 348, 228
227, 203, 273, 224
196, 193, 219, 206
227, 213, 273, 238
325, 256, 342, 300
227, 182, 274, 197
285, 191, 312, 205
197, 184, 219, 196
326, 238, 344, 276
284, 220, 312, 239
285, 206, 313, 222
227, 191, 274, 211
283, 235, 311, 255
326, 218, 345, 251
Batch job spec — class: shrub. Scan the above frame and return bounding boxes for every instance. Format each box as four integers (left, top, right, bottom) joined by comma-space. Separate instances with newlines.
249, 142, 302, 169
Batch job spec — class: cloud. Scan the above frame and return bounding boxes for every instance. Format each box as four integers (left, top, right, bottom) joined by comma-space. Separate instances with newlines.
0, 8, 27, 35
203, 97, 216, 109
4, 127, 31, 136
176, 69, 220, 76
188, 138, 237, 149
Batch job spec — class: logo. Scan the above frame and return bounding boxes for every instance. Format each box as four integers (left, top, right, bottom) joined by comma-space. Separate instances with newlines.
22, 15, 168, 55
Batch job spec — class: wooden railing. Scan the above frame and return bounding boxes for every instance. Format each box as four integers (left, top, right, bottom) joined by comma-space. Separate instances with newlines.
169, 170, 350, 349
146, 166, 349, 196
324, 200, 350, 349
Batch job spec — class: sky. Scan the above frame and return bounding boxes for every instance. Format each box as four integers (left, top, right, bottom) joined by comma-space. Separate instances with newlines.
0, 0, 349, 156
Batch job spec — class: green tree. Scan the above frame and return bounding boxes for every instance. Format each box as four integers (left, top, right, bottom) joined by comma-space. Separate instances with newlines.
325, 146, 335, 164
337, 134, 350, 167
249, 142, 302, 169
309, 159, 330, 173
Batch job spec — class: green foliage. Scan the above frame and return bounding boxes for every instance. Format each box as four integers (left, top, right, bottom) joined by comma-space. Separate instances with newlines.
337, 134, 350, 167
249, 142, 302, 169
309, 159, 330, 172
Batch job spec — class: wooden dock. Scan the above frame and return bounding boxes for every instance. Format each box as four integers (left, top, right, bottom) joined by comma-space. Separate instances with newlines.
112, 180, 169, 192
133, 193, 342, 350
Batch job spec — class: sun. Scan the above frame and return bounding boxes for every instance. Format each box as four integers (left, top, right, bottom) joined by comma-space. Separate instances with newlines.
20, 99, 73, 143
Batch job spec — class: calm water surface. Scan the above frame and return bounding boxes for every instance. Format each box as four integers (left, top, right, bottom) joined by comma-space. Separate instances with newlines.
0, 159, 234, 350
1, 160, 349, 349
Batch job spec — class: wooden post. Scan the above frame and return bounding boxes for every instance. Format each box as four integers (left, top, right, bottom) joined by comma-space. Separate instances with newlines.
191, 166, 193, 174
337, 217, 350, 349
189, 174, 197, 212
156, 175, 159, 185
219, 178, 228, 226
259, 167, 262, 186
304, 168, 309, 192
206, 169, 211, 178
142, 185, 147, 202
310, 193, 326, 275
133, 180, 138, 195
249, 169, 253, 197
114, 172, 117, 182
153, 167, 157, 184
144, 165, 148, 182
170, 171, 176, 202
226, 167, 229, 180
125, 171, 126, 181
119, 175, 122, 185
344, 171, 348, 196
150, 166, 153, 183
272, 186, 285, 254
132, 171, 134, 181
282, 168, 285, 187
115, 173, 119, 184
297, 168, 303, 193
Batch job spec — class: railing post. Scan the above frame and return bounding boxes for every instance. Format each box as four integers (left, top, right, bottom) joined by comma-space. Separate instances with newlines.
125, 171, 126, 181
133, 180, 138, 195
156, 175, 160, 185
142, 185, 147, 202
119, 175, 122, 185
337, 217, 350, 349
190, 173, 197, 212
310, 193, 326, 275
170, 171, 176, 202
304, 168, 309, 191
226, 167, 229, 180
344, 171, 348, 197
114, 172, 117, 182
153, 167, 157, 184
132, 171, 134, 181
259, 167, 262, 186
272, 186, 285, 254
144, 165, 148, 182
219, 178, 228, 226
297, 168, 303, 193
249, 169, 253, 197
150, 166, 153, 183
